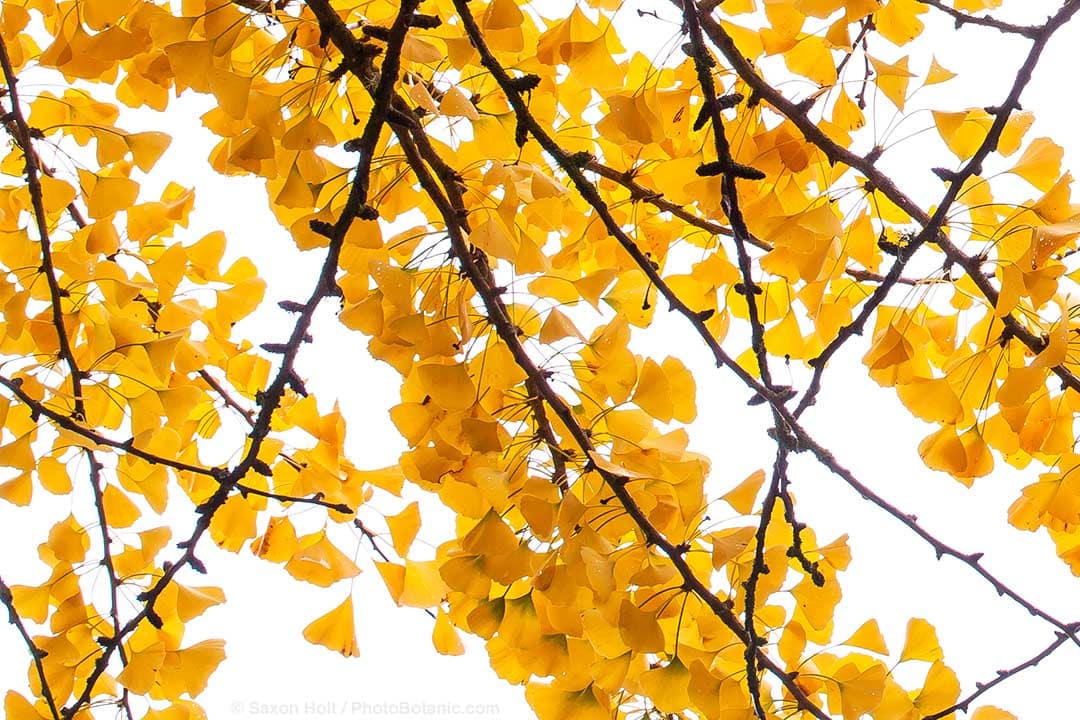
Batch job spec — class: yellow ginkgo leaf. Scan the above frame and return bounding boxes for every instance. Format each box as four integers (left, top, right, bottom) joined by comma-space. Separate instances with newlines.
45, 515, 88, 564
281, 112, 336, 151
400, 559, 447, 607
793, 573, 841, 631
918, 426, 967, 476
462, 509, 519, 556
126, 131, 171, 172
711, 526, 755, 569
168, 639, 227, 697
386, 501, 421, 556
432, 609, 464, 655
86, 175, 139, 218
900, 617, 943, 662
896, 378, 963, 425
722, 469, 766, 515
402, 35, 443, 63
599, 92, 663, 145
102, 483, 141, 528
208, 494, 258, 553
833, 660, 887, 720
632, 358, 673, 423
285, 532, 361, 587
417, 363, 476, 411
639, 659, 691, 714
175, 584, 226, 622
842, 619, 889, 655
617, 598, 664, 653
925, 56, 956, 85
274, 162, 315, 209
1010, 137, 1064, 191
4, 691, 49, 720
251, 515, 299, 563
525, 682, 610, 720
440, 86, 480, 120
913, 660, 960, 714
376, 559, 446, 608
117, 642, 167, 694
483, 0, 524, 29
874, 0, 925, 46
9, 585, 49, 624
39, 176, 76, 213
868, 55, 914, 110
209, 67, 251, 119
468, 217, 518, 260
539, 308, 584, 344
303, 596, 360, 657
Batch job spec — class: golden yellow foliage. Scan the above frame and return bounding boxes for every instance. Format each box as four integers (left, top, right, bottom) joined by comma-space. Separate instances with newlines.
1, 0, 1078, 718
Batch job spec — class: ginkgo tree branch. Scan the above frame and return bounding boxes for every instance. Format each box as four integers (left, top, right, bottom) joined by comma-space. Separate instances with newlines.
396, 119, 832, 718
792, 429, 1080, 646
524, 378, 569, 493
362, 4, 836, 715
743, 448, 788, 720
680, 0, 1080, 652
85, 449, 136, 720
447, 5, 1080, 709
688, 0, 1080, 416
446, 0, 789, 415
587, 156, 943, 287
0, 574, 62, 720
584, 158, 758, 246
60, 4, 420, 715
198, 368, 256, 424
681, 0, 775, 391
0, 34, 86, 422
307, 5, 826, 704
915, 0, 1042, 38
0, 374, 217, 477
922, 627, 1077, 720
236, 484, 353, 514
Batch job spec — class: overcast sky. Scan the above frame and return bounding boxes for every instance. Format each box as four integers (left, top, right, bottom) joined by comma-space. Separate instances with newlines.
5, 2, 1080, 719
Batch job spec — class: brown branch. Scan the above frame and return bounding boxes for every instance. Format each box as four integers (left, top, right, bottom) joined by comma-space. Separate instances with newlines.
921, 627, 1077, 719
681, 0, 774, 390
685, 0, 1080, 413
587, 159, 930, 286
448, 0, 787, 423
524, 379, 569, 493
0, 374, 217, 477
198, 369, 256, 423
61, 5, 421, 715
843, 266, 948, 286
791, 428, 1080, 647
0, 35, 85, 421
743, 448, 787, 719
916, 0, 1042, 37
236, 483, 352, 514
85, 450, 135, 720
395, 3, 836, 717
0, 574, 62, 720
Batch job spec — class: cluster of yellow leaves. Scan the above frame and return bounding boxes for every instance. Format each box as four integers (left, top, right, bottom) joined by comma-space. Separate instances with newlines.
0, 0, 1072, 718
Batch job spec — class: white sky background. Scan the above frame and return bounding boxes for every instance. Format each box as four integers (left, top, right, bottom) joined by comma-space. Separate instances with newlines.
6, 1, 1080, 719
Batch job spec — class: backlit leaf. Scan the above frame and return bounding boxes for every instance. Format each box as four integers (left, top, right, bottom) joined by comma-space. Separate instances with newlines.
303, 596, 360, 657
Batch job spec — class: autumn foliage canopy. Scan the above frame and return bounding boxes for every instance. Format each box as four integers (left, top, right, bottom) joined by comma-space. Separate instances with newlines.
3, 0, 1080, 717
